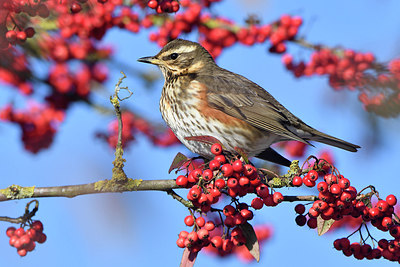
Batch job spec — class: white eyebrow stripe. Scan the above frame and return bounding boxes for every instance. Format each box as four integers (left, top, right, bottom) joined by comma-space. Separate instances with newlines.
171, 45, 197, 54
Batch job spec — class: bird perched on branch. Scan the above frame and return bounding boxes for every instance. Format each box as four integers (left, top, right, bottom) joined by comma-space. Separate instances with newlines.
138, 39, 359, 166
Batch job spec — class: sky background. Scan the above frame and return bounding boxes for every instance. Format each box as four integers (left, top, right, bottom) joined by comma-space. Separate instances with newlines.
1, 0, 400, 266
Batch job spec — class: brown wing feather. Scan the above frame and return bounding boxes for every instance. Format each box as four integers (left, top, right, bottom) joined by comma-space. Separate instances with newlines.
197, 68, 309, 143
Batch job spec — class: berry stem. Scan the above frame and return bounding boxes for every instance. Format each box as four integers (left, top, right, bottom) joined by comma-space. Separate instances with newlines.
166, 189, 194, 208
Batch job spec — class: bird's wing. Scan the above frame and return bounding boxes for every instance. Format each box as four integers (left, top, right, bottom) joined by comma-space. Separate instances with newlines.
195, 69, 309, 143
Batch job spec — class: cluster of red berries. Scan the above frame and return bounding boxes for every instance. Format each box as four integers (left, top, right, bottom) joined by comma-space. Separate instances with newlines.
97, 111, 180, 149
290, 164, 400, 263
333, 238, 382, 260
199, 14, 302, 57
6, 221, 47, 257
0, 48, 32, 95
174, 143, 282, 255
0, 1, 49, 49
281, 46, 400, 117
46, 62, 108, 98
355, 58, 400, 118
149, 2, 202, 47
333, 234, 400, 262
147, 0, 180, 13
0, 104, 64, 153
282, 49, 375, 89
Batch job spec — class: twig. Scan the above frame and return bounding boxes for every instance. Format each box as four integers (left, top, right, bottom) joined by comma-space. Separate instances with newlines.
166, 189, 194, 208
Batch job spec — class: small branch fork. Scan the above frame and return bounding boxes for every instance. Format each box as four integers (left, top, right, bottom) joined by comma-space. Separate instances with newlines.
0, 200, 38, 224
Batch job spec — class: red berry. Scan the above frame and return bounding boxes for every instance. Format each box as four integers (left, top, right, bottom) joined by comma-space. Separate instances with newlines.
243, 164, 256, 177
317, 181, 328, 192
70, 2, 82, 13
272, 192, 284, 204
263, 195, 276, 206
227, 177, 238, 189
5, 30, 17, 43
329, 184, 342, 195
333, 239, 342, 250
175, 175, 188, 187
191, 169, 203, 181
176, 237, 185, 248
195, 217, 205, 227
238, 176, 250, 187
188, 185, 201, 200
204, 221, 215, 231
31, 221, 44, 232
214, 155, 226, 164
221, 164, 234, 177
294, 204, 306, 214
20, 234, 31, 245
13, 238, 23, 249
222, 239, 233, 252
324, 174, 337, 185
25, 240, 35, 252
209, 159, 220, 170
361, 244, 372, 257
202, 169, 213, 181
6, 227, 16, 238
338, 177, 350, 189
240, 209, 253, 220
16, 31, 27, 42
390, 225, 400, 238
147, 0, 158, 9
210, 143, 223, 155
386, 194, 397, 206
368, 207, 381, 219
308, 207, 319, 217
307, 170, 318, 181
322, 206, 334, 217
307, 217, 317, 229
214, 179, 226, 189
179, 231, 189, 239
184, 215, 194, 226
340, 191, 353, 202
187, 231, 198, 243
9, 235, 18, 247
223, 205, 236, 216
292, 176, 303, 187
303, 177, 315, 187
197, 229, 209, 239
14, 228, 25, 237
295, 214, 307, 226
224, 216, 235, 227
382, 217, 393, 228
376, 200, 389, 212
232, 159, 243, 172
251, 197, 263, 210
211, 236, 223, 248
378, 239, 388, 249
256, 184, 270, 198
17, 248, 27, 257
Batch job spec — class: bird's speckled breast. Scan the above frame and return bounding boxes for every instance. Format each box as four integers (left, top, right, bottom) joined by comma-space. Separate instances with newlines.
160, 77, 278, 158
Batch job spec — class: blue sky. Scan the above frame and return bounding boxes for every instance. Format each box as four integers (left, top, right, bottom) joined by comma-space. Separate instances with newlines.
1, 0, 400, 266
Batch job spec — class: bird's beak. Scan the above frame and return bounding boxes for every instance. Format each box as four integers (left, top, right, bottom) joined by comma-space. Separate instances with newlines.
137, 56, 161, 65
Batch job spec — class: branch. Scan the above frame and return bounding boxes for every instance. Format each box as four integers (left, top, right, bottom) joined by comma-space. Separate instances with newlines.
0, 179, 179, 202
0, 179, 319, 204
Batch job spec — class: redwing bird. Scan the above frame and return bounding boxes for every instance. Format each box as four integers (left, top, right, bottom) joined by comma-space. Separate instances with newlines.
138, 39, 359, 166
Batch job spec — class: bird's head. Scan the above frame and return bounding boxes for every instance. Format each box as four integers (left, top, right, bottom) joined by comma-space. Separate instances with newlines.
138, 39, 215, 77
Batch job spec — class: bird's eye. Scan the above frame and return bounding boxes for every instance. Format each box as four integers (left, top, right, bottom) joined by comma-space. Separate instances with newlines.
170, 53, 179, 60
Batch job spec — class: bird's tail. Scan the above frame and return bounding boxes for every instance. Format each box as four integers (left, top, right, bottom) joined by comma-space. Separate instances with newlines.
309, 129, 360, 152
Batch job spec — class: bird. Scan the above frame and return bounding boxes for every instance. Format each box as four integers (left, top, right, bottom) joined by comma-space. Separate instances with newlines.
138, 39, 360, 167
